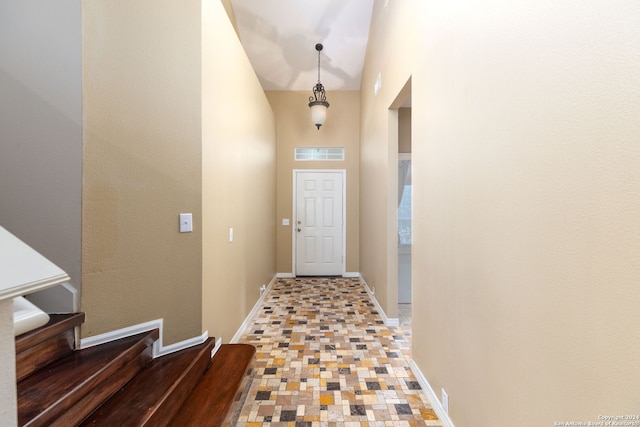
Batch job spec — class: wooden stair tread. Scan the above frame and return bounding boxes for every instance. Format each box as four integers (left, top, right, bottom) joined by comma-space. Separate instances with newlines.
16, 313, 85, 354
79, 338, 215, 427
170, 344, 256, 427
18, 329, 158, 427
15, 313, 253, 427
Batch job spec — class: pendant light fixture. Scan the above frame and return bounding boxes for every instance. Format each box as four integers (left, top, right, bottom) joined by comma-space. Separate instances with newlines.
308, 43, 330, 130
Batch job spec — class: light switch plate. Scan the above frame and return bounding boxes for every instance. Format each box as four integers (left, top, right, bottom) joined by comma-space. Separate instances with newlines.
282, 218, 290, 226
179, 213, 193, 233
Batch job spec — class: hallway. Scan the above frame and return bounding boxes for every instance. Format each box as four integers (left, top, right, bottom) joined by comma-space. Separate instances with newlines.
237, 277, 442, 426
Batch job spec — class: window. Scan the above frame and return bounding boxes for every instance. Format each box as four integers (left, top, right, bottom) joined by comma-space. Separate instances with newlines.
398, 159, 412, 245
398, 185, 412, 245
295, 147, 344, 161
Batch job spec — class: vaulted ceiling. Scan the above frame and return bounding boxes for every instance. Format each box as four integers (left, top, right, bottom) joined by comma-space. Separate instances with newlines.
230, 0, 374, 91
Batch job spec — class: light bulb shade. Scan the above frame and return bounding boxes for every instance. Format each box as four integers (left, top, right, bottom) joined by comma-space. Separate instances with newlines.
309, 101, 328, 129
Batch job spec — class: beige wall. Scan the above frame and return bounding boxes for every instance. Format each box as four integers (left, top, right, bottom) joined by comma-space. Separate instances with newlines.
360, 1, 415, 317
82, 0, 203, 344
266, 91, 360, 274
361, 0, 640, 425
202, 0, 276, 343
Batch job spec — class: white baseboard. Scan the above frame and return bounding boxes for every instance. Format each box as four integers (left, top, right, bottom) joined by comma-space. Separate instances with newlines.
385, 317, 400, 327
277, 272, 360, 279
409, 360, 456, 427
211, 337, 223, 358
156, 330, 209, 358
358, 274, 399, 327
343, 272, 360, 278
80, 318, 209, 359
276, 272, 295, 278
230, 275, 277, 343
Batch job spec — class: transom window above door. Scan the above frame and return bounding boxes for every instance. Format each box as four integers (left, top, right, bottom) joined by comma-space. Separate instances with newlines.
294, 147, 344, 161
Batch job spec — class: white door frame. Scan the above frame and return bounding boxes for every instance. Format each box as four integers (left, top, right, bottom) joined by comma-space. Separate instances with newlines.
292, 169, 347, 277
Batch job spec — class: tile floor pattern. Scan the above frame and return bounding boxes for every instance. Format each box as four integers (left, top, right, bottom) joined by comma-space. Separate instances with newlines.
237, 277, 442, 427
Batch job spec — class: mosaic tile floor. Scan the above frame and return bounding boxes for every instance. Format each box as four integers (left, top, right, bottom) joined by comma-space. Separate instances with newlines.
237, 277, 442, 427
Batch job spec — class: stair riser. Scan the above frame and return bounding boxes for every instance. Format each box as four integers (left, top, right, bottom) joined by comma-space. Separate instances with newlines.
16, 331, 74, 382
16, 314, 84, 354
16, 313, 85, 383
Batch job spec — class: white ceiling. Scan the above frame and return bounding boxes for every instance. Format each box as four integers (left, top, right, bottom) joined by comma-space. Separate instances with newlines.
230, 0, 374, 91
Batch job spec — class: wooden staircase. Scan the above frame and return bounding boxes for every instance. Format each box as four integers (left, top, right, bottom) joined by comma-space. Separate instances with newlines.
15, 313, 255, 427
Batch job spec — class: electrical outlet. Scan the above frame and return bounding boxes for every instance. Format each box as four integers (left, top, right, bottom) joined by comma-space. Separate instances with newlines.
441, 388, 449, 414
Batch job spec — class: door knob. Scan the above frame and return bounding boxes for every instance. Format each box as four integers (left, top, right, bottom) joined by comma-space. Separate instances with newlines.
297, 228, 302, 232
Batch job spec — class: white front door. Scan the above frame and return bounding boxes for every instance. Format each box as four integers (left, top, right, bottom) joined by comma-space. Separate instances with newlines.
295, 171, 344, 276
